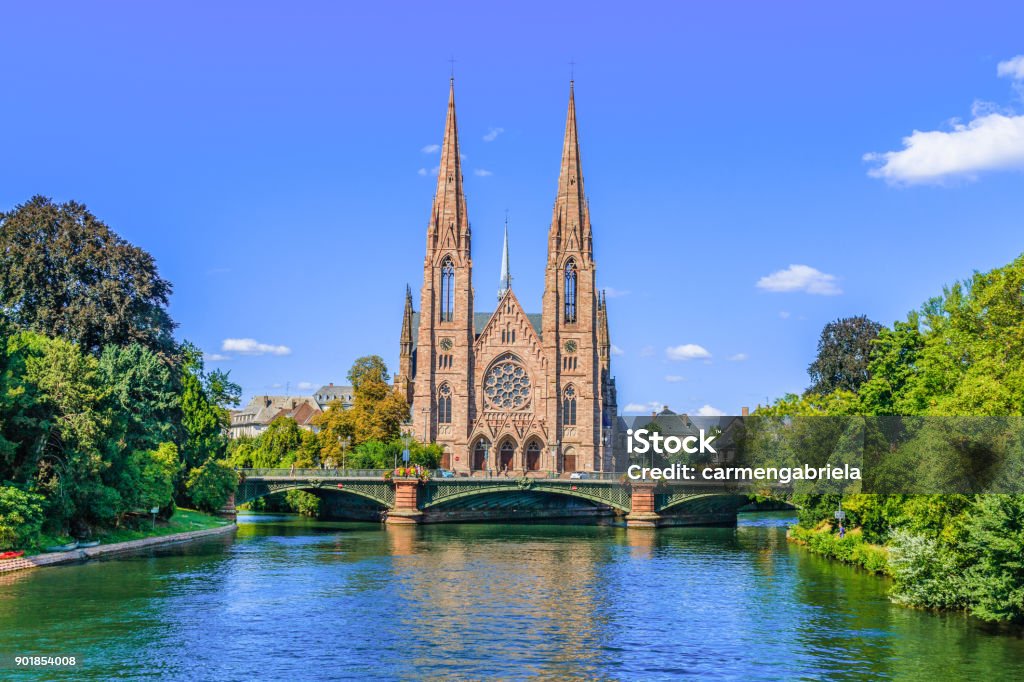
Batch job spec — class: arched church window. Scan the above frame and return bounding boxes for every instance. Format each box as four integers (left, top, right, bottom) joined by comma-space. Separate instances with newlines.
564, 259, 577, 323
437, 383, 452, 424
562, 385, 577, 426
440, 256, 455, 322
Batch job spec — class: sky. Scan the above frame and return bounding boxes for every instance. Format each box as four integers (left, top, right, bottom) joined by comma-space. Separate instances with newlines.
3, 1, 1024, 416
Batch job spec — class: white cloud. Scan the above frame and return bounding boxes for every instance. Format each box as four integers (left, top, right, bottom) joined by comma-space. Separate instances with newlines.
864, 113, 1024, 184
474, 168, 493, 177
296, 381, 317, 391
624, 401, 664, 413
603, 287, 630, 298
728, 353, 748, 362
421, 144, 440, 153
997, 55, 1024, 80
221, 338, 292, 356
695, 404, 726, 417
779, 311, 791, 319
417, 168, 427, 176
666, 344, 711, 361
664, 375, 686, 383
204, 353, 230, 362
865, 57, 1024, 185
611, 344, 624, 356
483, 127, 504, 142
757, 264, 842, 295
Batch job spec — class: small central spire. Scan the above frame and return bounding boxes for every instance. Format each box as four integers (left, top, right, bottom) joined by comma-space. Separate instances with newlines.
498, 215, 512, 300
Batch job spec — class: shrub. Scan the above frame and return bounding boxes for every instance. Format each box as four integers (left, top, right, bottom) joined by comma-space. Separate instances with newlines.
888, 528, 969, 610
186, 460, 238, 513
0, 485, 46, 550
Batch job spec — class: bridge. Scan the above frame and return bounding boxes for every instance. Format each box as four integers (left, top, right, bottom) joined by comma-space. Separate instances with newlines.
229, 469, 755, 527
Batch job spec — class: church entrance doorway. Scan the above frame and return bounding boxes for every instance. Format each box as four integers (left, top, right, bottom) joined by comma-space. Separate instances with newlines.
499, 441, 515, 474
563, 448, 577, 473
526, 441, 541, 471
473, 438, 490, 472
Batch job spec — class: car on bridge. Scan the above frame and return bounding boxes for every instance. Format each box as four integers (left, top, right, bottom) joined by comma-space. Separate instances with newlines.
437, 468, 456, 478
569, 472, 590, 480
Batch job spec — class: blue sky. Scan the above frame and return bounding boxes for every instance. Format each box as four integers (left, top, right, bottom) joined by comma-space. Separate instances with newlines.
3, 1, 1024, 415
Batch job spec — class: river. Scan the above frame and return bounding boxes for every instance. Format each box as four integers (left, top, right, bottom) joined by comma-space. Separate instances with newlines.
1, 512, 1022, 680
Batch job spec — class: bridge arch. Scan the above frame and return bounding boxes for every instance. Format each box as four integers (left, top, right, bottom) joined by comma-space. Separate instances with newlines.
236, 478, 395, 509
656, 492, 751, 516
421, 480, 632, 513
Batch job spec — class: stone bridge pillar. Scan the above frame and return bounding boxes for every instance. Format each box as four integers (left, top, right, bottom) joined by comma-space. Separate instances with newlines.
218, 492, 237, 520
626, 483, 660, 528
386, 479, 423, 525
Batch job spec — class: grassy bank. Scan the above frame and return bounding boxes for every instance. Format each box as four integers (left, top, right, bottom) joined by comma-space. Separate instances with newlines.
29, 508, 230, 555
788, 522, 890, 575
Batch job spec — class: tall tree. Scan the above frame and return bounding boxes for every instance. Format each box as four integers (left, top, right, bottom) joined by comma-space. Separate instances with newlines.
807, 315, 884, 395
0, 196, 176, 356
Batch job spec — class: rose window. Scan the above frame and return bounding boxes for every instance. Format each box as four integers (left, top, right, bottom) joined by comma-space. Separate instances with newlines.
484, 355, 531, 410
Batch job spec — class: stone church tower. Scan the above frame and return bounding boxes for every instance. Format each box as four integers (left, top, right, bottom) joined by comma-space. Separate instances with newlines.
394, 80, 617, 474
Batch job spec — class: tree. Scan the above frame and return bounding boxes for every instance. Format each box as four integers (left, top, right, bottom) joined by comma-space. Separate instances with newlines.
964, 495, 1024, 623
859, 316, 925, 415
250, 416, 317, 467
0, 196, 176, 357
98, 343, 177, 454
347, 355, 391, 391
185, 460, 238, 513
313, 355, 409, 446
807, 315, 883, 395
176, 343, 240, 483
0, 485, 46, 550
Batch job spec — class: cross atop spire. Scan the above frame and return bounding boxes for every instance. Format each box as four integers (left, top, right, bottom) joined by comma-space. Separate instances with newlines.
430, 79, 469, 255
498, 214, 512, 300
550, 80, 591, 260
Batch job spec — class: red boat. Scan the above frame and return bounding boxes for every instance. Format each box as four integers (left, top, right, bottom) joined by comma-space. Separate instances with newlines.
0, 551, 25, 560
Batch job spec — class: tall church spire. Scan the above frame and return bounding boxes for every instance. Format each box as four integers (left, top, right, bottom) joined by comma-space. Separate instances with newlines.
430, 79, 470, 255
498, 216, 511, 300
550, 81, 591, 260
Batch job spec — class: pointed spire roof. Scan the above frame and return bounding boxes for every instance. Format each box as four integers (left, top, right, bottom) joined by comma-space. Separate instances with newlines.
401, 284, 416, 347
498, 216, 512, 300
550, 81, 590, 258
430, 79, 469, 253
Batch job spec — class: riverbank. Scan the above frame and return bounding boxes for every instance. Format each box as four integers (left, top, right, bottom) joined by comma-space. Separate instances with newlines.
787, 522, 890, 574
0, 511, 236, 575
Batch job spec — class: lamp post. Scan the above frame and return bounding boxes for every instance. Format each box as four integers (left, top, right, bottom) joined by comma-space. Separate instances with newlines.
401, 428, 413, 470
602, 432, 611, 473
338, 435, 350, 472
550, 439, 560, 477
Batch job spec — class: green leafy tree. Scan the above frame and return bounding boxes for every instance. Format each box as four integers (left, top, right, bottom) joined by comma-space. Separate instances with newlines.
0, 485, 46, 550
98, 343, 177, 454
0, 196, 175, 356
185, 460, 238, 513
964, 495, 1024, 623
250, 416, 318, 467
177, 343, 240, 488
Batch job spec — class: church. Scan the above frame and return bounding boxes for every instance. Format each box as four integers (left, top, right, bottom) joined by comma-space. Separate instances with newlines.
394, 80, 618, 475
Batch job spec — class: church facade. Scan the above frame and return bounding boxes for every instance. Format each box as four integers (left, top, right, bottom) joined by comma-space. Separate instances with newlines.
394, 80, 617, 475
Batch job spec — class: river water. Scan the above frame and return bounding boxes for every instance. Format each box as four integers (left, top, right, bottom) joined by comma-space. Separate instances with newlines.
1, 512, 1022, 680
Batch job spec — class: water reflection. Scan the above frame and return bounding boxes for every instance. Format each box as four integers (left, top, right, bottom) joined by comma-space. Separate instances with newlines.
1, 513, 1022, 680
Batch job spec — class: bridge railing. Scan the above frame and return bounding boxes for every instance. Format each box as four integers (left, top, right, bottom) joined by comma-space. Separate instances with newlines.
238, 468, 628, 481
239, 468, 390, 478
